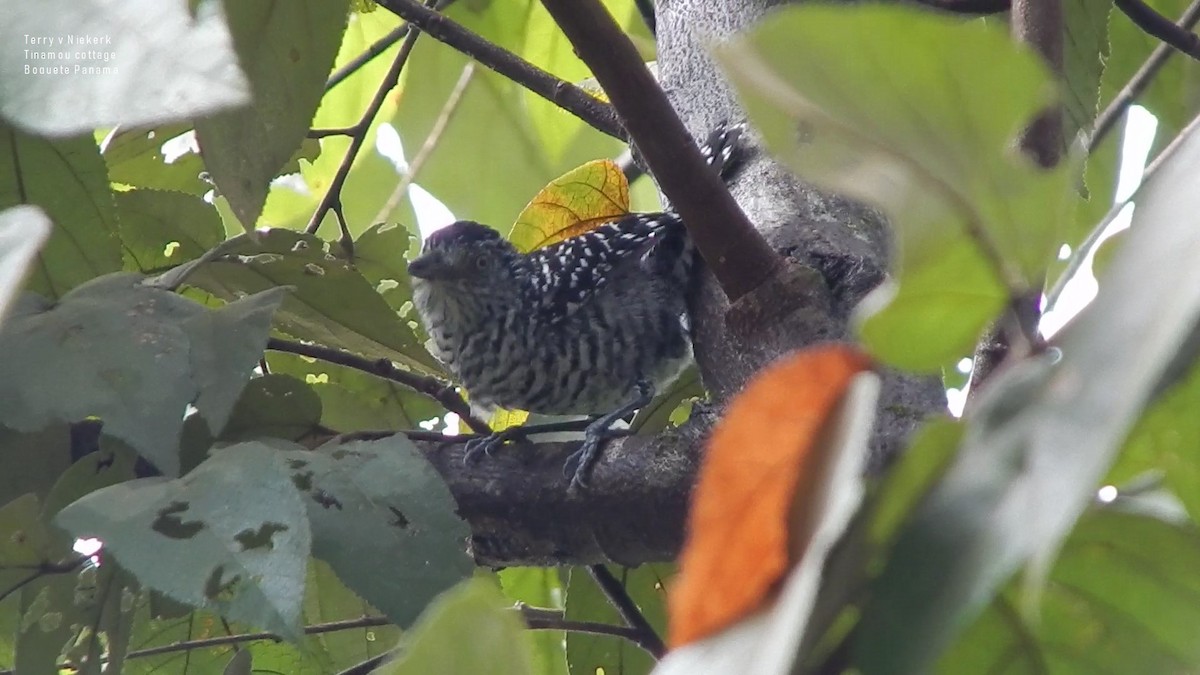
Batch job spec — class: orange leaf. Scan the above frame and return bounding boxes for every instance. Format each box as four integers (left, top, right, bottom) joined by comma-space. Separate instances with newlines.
667, 345, 873, 648
508, 159, 629, 252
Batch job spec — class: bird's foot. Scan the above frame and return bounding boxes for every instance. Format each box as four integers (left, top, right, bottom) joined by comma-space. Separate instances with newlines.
563, 422, 630, 490
463, 426, 526, 465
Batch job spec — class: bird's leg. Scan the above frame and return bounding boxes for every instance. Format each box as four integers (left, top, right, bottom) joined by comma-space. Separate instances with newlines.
565, 379, 655, 490
461, 418, 609, 465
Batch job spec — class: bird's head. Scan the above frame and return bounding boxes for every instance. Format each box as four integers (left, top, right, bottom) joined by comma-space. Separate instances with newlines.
408, 220, 521, 295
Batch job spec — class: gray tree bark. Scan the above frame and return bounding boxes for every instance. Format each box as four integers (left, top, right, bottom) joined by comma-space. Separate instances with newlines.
411, 0, 947, 567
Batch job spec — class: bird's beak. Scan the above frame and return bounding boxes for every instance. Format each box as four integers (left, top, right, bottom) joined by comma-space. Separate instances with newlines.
408, 250, 452, 280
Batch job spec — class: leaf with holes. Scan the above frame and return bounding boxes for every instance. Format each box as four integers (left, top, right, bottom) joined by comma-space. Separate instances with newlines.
56, 443, 310, 639
284, 435, 473, 628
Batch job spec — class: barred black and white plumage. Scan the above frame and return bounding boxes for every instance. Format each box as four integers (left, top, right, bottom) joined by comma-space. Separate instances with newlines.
408, 122, 747, 486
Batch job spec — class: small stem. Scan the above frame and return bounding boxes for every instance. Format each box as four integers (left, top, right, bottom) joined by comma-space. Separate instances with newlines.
586, 565, 665, 658
326, 23, 412, 92
907, 0, 1010, 13
1115, 0, 1200, 61
265, 337, 491, 434
306, 13, 425, 236
0, 557, 89, 606
1088, 0, 1200, 153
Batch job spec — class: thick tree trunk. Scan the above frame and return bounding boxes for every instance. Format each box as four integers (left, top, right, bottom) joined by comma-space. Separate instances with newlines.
658, 0, 946, 465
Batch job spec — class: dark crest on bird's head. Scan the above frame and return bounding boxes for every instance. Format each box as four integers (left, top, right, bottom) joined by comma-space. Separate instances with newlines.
409, 220, 519, 285
422, 220, 503, 251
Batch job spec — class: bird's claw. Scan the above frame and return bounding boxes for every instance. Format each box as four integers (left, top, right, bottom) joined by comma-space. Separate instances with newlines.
564, 424, 628, 490
462, 427, 523, 465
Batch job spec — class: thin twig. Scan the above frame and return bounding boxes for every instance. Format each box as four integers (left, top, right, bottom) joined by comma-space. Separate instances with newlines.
1115, 0, 1200, 61
0, 557, 89, 606
308, 127, 359, 139
374, 62, 477, 224
31, 606, 656, 674
306, 17, 425, 236
266, 336, 491, 434
1088, 0, 1200, 153
336, 654, 392, 675
539, 0, 780, 301
586, 565, 666, 658
326, 23, 412, 92
907, 0, 1010, 12
374, 0, 625, 141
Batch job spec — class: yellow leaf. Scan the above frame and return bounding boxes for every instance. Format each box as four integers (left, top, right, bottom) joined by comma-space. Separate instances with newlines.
488, 408, 529, 432
509, 159, 630, 252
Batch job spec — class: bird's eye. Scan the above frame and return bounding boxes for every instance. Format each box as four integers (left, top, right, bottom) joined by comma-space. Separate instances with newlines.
475, 255, 490, 270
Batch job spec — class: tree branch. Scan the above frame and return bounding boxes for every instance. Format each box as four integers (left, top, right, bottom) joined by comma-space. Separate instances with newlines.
1115, 0, 1200, 62
1089, 0, 1200, 153
265, 337, 491, 435
421, 408, 714, 566
538, 0, 781, 302
906, 0, 1010, 13
374, 0, 625, 140
305, 21, 423, 238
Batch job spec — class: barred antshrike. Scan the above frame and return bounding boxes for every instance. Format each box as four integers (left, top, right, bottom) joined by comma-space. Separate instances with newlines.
408, 123, 746, 488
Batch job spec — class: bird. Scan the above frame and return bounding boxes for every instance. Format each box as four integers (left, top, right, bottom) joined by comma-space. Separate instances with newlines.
408, 123, 747, 488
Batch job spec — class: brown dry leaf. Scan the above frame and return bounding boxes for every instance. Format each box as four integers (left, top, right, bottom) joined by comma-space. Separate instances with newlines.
667, 345, 873, 648
508, 159, 629, 252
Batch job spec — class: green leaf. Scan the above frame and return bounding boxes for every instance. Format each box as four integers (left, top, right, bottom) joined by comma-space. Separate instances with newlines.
56, 443, 312, 639
499, 567, 569, 675
0, 206, 50, 325
301, 559, 401, 672
853, 120, 1200, 675
351, 222, 418, 316
102, 123, 211, 197
0, 494, 54, 588
0, 0, 248, 135
185, 228, 440, 374
941, 510, 1200, 673
856, 239, 1006, 370
1108, 358, 1200, 524
285, 435, 474, 628
220, 374, 323, 442
195, 0, 350, 229
1062, 0, 1110, 144
116, 189, 225, 272
375, 577, 535, 675
0, 124, 121, 299
713, 5, 1073, 369
566, 565, 670, 675
0, 425, 73, 511
0, 274, 285, 475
